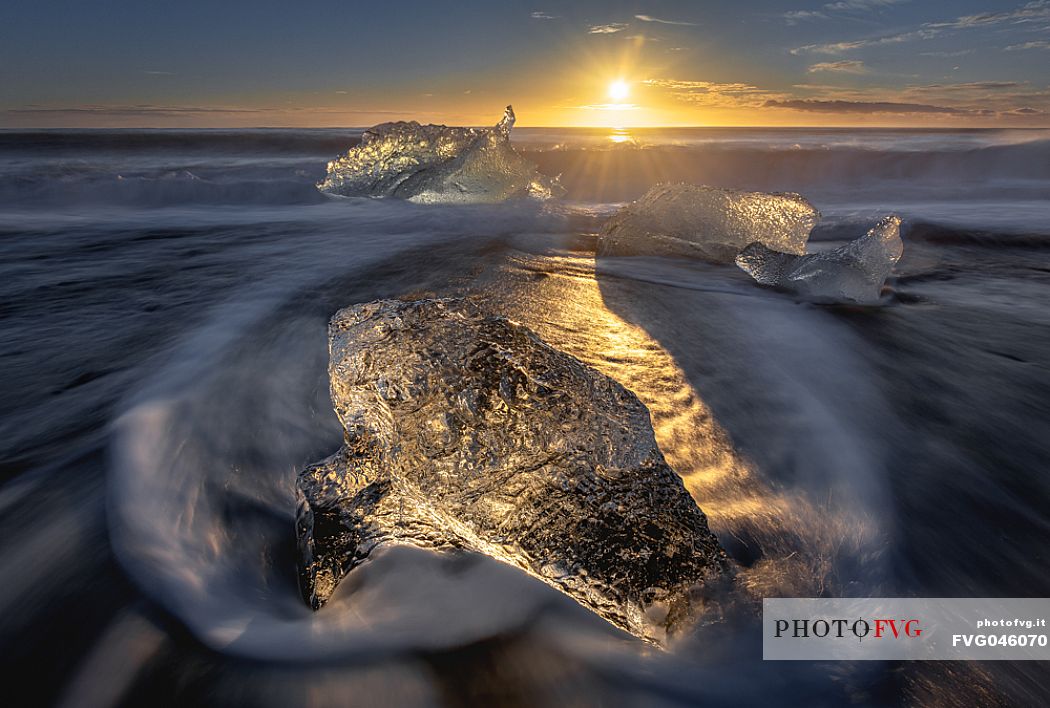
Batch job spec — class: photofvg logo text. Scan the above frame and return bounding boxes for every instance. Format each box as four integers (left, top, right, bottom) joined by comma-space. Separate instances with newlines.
763, 598, 1050, 660
774, 616, 924, 641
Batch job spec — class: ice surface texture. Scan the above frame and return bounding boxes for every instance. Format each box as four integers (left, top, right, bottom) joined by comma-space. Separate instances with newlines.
296, 298, 729, 643
598, 183, 820, 263
317, 106, 558, 203
735, 215, 904, 304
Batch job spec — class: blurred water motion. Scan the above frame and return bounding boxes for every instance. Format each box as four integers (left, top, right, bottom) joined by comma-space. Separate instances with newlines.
1, 128, 1049, 706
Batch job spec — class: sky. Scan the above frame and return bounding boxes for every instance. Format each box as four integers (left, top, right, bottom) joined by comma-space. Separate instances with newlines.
1, 0, 1049, 128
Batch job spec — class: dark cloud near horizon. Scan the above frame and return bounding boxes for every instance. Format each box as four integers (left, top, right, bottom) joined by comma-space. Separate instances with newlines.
4, 105, 408, 117
764, 99, 968, 114
912, 81, 1025, 91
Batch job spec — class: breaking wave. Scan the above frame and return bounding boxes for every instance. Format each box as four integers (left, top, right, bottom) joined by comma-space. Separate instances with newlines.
4, 124, 1049, 704
528, 139, 1050, 203
1, 128, 1047, 221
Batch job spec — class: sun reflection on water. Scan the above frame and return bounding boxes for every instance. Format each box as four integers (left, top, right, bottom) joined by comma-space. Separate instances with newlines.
460, 248, 882, 601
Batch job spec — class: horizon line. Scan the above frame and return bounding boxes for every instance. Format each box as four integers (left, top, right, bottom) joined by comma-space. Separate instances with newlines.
3, 124, 1049, 131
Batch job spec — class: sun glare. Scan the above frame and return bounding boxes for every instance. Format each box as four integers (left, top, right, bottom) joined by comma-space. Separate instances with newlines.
608, 80, 629, 101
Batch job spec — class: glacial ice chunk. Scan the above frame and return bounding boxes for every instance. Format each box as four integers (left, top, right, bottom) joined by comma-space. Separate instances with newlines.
598, 183, 820, 263
317, 106, 559, 203
735, 215, 904, 304
296, 298, 729, 643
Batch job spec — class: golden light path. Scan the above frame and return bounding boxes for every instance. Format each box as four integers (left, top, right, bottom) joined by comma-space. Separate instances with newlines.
448, 246, 881, 600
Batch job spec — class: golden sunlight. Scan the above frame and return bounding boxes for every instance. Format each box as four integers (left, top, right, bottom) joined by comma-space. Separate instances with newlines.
608, 80, 629, 101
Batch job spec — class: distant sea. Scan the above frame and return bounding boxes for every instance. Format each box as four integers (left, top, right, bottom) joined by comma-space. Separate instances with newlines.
1, 127, 1048, 707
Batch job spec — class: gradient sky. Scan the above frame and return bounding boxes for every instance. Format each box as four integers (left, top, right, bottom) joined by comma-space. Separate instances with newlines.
2, 0, 1049, 127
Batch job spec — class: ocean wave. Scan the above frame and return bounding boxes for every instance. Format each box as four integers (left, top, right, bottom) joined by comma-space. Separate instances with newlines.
0, 129, 364, 155
0, 169, 328, 207
903, 221, 1050, 248
525, 140, 1050, 202
1, 129, 1048, 222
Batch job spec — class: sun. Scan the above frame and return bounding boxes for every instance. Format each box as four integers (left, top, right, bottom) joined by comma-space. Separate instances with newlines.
608, 80, 629, 101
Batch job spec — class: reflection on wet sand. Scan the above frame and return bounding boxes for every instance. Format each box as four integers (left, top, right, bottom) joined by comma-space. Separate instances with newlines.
451, 242, 885, 602
96, 223, 1044, 705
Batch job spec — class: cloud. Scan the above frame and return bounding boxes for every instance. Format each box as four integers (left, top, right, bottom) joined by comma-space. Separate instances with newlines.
764, 99, 970, 114
1006, 40, 1050, 49
634, 14, 697, 26
927, 1, 1050, 30
792, 28, 939, 54
644, 79, 763, 93
784, 0, 905, 23
530, 11, 556, 20
7, 105, 265, 116
4, 104, 405, 117
644, 79, 786, 109
919, 49, 976, 57
646, 72, 1050, 119
141, 70, 174, 76
895, 81, 1050, 114
793, 1, 1050, 54
908, 81, 1024, 91
791, 82, 861, 90
588, 23, 628, 34
823, 0, 908, 11
784, 10, 828, 24
792, 40, 866, 54
808, 60, 868, 73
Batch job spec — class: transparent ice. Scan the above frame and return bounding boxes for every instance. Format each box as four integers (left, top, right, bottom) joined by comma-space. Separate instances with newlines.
317, 106, 559, 203
735, 215, 904, 304
598, 183, 820, 263
296, 299, 729, 644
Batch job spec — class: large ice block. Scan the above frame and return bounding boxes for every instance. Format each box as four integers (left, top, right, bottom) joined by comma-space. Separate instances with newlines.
735, 215, 904, 304
296, 298, 730, 643
317, 106, 558, 203
598, 183, 820, 263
